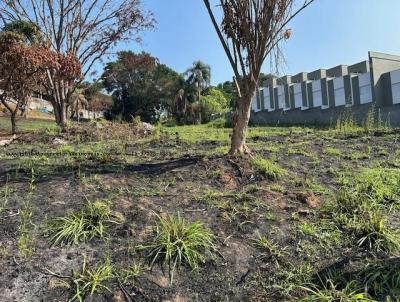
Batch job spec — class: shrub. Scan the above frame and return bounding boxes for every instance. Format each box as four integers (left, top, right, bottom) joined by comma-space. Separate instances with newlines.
250, 156, 286, 180
143, 213, 215, 284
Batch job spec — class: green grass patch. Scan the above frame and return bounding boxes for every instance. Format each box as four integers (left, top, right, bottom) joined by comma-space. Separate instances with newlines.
47, 200, 121, 246
323, 147, 342, 157
143, 213, 215, 284
250, 156, 286, 180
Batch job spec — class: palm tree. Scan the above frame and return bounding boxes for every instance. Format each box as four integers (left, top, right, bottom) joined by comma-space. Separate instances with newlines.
185, 61, 211, 104
184, 61, 211, 123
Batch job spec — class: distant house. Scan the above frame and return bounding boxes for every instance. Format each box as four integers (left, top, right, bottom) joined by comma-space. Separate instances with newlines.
251, 52, 400, 126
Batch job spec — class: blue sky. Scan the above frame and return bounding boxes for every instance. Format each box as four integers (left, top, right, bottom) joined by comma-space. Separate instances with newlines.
106, 0, 400, 85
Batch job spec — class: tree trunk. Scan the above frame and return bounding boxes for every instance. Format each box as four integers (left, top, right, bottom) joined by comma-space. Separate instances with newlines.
53, 102, 61, 125
197, 82, 202, 124
59, 102, 68, 130
10, 112, 17, 135
229, 95, 252, 155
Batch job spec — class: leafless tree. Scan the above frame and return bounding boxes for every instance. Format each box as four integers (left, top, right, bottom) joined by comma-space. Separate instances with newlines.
203, 0, 315, 155
0, 0, 155, 127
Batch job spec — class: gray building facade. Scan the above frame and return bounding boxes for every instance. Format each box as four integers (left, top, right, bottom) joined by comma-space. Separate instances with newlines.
251, 52, 400, 127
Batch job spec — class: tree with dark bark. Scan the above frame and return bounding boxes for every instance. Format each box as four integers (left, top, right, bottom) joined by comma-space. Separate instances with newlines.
203, 0, 315, 155
0, 0, 155, 127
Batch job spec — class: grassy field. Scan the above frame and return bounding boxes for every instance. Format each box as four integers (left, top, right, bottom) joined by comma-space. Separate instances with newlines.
0, 117, 399, 301
0, 116, 57, 135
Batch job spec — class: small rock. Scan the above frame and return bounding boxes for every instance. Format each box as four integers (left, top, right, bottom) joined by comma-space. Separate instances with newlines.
0, 134, 17, 146
52, 137, 68, 145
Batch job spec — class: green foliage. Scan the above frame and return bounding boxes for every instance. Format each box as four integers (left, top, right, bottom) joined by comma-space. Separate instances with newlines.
47, 200, 120, 246
201, 87, 229, 122
2, 20, 42, 43
207, 117, 229, 128
143, 213, 215, 284
103, 51, 183, 123
250, 156, 286, 180
70, 258, 113, 302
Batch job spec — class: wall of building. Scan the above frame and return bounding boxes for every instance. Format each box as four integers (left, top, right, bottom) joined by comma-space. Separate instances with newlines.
250, 52, 400, 127
250, 103, 400, 127
369, 52, 400, 106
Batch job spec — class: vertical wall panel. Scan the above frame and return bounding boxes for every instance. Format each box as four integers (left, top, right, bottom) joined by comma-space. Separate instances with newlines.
358, 72, 373, 104
293, 83, 303, 108
333, 77, 346, 106
312, 80, 323, 107
391, 69, 400, 104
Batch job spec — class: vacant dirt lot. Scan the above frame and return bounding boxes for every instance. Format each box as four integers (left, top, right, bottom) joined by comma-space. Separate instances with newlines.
1, 118, 399, 301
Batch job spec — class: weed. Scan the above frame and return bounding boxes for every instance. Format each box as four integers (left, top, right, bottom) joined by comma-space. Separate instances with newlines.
250, 156, 286, 180
0, 174, 10, 215
299, 279, 374, 302
208, 169, 221, 179
271, 263, 314, 298
323, 147, 342, 157
143, 213, 215, 284
299, 222, 318, 237
47, 200, 120, 246
252, 234, 287, 260
265, 145, 280, 153
270, 184, 286, 193
193, 188, 228, 204
58, 145, 74, 154
115, 263, 142, 284
18, 168, 35, 260
356, 213, 400, 254
245, 184, 262, 193
70, 258, 113, 302
358, 259, 400, 300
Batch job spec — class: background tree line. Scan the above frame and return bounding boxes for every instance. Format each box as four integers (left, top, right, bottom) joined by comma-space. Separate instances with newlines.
101, 52, 233, 124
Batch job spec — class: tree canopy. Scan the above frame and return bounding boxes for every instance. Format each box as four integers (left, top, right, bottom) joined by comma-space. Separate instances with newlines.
102, 51, 183, 123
